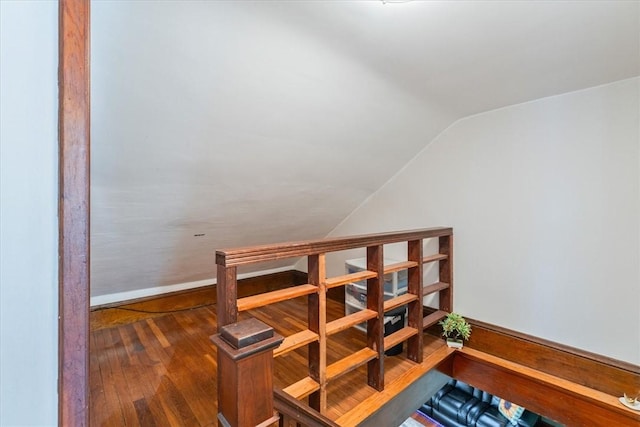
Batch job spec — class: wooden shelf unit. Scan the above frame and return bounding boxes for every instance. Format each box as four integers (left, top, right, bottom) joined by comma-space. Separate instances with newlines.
213, 227, 454, 424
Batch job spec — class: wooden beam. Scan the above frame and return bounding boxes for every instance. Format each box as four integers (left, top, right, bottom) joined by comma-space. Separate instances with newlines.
58, 0, 90, 425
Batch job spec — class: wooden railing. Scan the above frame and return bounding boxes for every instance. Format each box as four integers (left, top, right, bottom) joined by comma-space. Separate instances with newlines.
211, 228, 453, 426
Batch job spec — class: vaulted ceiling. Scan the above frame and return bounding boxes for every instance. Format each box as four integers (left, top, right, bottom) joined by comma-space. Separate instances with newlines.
90, 0, 639, 301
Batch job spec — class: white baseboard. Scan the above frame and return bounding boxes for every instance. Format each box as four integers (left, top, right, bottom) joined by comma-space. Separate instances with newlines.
90, 265, 296, 307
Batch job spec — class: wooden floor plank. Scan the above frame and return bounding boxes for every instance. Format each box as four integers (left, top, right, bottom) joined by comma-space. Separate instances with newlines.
133, 398, 157, 427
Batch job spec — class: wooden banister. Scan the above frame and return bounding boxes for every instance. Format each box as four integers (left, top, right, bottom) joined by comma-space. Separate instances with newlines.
214, 228, 454, 426
216, 227, 452, 267
274, 389, 340, 427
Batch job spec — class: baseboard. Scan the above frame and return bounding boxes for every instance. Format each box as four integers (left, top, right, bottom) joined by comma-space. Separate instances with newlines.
90, 266, 295, 307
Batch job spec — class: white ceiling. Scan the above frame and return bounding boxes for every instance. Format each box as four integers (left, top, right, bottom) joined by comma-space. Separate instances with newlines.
90, 0, 639, 299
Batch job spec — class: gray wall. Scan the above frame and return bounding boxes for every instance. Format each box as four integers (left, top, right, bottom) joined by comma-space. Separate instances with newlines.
0, 1, 58, 425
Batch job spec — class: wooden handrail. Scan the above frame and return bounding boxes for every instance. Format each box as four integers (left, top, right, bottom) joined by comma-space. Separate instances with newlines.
274, 388, 340, 427
216, 227, 452, 266
214, 228, 454, 426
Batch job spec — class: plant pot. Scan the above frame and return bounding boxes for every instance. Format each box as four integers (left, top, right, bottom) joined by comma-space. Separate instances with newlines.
446, 338, 463, 349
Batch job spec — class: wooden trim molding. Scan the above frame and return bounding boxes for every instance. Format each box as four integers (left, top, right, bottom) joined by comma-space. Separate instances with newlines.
464, 318, 640, 398
424, 309, 639, 399
450, 348, 640, 426
59, 0, 90, 425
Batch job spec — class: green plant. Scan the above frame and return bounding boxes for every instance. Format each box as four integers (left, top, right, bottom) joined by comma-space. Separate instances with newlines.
439, 312, 472, 342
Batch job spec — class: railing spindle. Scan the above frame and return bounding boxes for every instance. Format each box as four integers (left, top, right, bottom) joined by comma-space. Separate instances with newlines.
366, 245, 385, 391
216, 264, 238, 331
407, 239, 424, 362
438, 235, 453, 312
307, 254, 327, 412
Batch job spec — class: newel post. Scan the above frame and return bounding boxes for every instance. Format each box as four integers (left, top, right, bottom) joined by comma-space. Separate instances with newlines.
211, 318, 284, 427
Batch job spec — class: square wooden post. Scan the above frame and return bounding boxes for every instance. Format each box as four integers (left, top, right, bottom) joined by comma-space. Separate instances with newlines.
407, 239, 424, 362
367, 245, 385, 391
307, 254, 327, 412
439, 235, 453, 312
211, 318, 283, 427
216, 264, 238, 332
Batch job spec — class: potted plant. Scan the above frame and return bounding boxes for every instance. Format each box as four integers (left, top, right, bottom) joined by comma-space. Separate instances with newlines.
439, 312, 471, 348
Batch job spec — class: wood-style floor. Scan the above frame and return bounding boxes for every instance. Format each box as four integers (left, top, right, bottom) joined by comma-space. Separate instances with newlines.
90, 295, 444, 426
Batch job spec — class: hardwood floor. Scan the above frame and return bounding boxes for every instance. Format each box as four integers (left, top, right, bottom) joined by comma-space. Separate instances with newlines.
90, 296, 444, 426
91, 305, 218, 426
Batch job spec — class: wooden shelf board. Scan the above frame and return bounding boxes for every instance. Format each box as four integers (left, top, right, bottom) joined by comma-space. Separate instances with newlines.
423, 281, 450, 296
383, 294, 418, 312
326, 347, 378, 381
383, 261, 418, 274
273, 329, 319, 357
326, 309, 377, 336
325, 271, 377, 289
383, 327, 419, 351
282, 376, 320, 400
422, 310, 448, 330
237, 284, 317, 311
422, 253, 448, 264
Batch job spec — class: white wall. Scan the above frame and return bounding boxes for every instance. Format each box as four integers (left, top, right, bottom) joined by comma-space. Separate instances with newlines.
89, 1, 455, 301
0, 1, 59, 425
330, 79, 640, 364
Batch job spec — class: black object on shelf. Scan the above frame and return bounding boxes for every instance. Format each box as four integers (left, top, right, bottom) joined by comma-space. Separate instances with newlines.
384, 307, 406, 356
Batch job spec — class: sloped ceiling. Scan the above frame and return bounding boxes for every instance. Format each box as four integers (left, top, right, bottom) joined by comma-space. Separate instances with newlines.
90, 1, 639, 300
